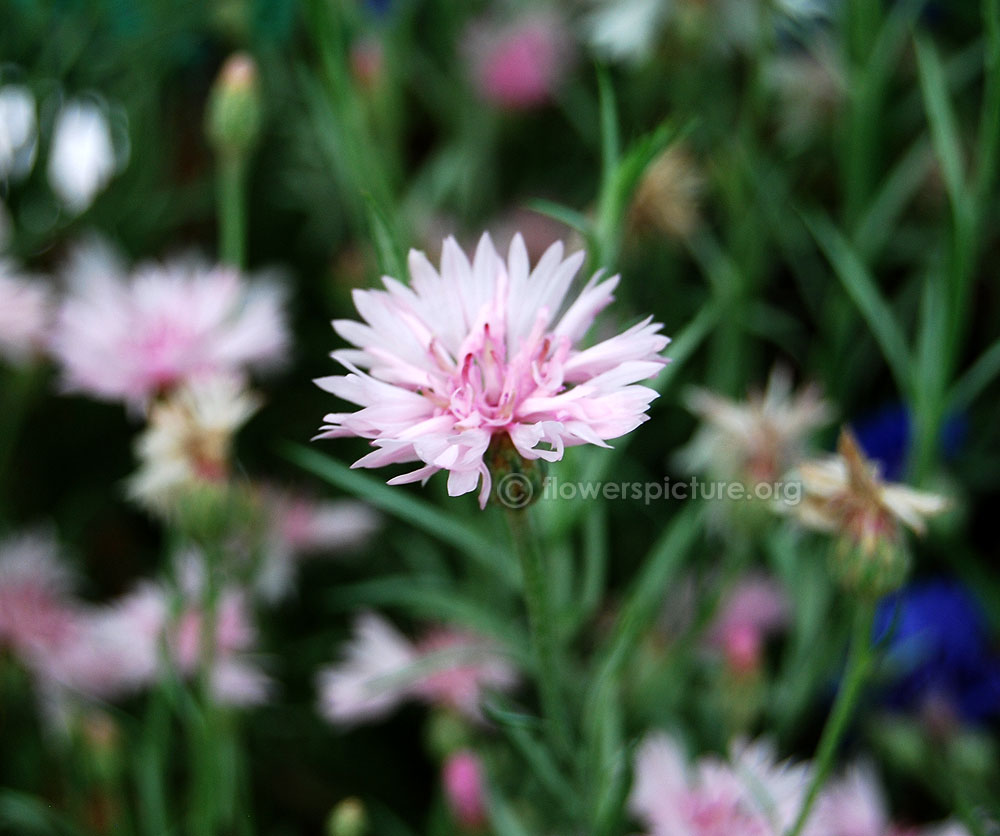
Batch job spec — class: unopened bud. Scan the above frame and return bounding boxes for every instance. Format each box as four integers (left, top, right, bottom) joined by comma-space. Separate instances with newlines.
206, 53, 262, 157
828, 521, 910, 599
443, 750, 487, 831
327, 798, 367, 836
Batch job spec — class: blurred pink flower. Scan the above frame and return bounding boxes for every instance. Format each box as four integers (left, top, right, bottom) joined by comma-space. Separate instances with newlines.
37, 559, 269, 708
0, 532, 77, 659
316, 612, 518, 726
256, 487, 379, 602
815, 763, 971, 836
467, 13, 571, 110
316, 233, 669, 507
52, 240, 289, 407
629, 733, 812, 836
705, 574, 790, 674
0, 265, 53, 366
443, 749, 487, 830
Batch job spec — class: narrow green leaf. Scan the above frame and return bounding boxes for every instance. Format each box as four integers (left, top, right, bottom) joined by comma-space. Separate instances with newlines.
282, 444, 518, 586
0, 792, 86, 836
524, 198, 594, 240
363, 192, 407, 282
914, 35, 968, 209
804, 212, 913, 396
950, 336, 1000, 411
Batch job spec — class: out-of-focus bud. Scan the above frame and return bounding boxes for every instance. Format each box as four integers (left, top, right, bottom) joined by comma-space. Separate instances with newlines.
326, 798, 367, 836
350, 37, 384, 91
79, 710, 123, 783
829, 527, 910, 600
787, 429, 950, 598
630, 143, 703, 242
443, 749, 487, 831
206, 53, 262, 157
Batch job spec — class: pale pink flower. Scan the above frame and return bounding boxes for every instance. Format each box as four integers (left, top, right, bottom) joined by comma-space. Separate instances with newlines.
38, 561, 268, 708
815, 763, 972, 836
255, 487, 379, 602
0, 532, 77, 659
466, 13, 572, 110
630, 733, 812, 836
316, 233, 669, 507
317, 612, 518, 726
705, 574, 790, 674
52, 240, 289, 407
0, 264, 53, 366
443, 749, 487, 830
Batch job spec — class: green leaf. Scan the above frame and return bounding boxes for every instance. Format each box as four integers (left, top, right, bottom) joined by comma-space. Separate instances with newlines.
914, 35, 968, 210
282, 444, 518, 586
524, 198, 594, 241
363, 192, 407, 282
804, 212, 913, 396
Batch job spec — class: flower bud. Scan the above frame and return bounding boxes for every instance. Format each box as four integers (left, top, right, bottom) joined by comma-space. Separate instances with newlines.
828, 523, 911, 599
326, 798, 367, 836
443, 750, 487, 831
206, 53, 262, 157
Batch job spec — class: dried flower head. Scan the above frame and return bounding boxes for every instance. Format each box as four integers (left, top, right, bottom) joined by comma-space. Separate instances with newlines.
679, 366, 831, 486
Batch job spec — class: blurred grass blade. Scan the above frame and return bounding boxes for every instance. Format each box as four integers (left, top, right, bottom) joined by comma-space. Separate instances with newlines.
282, 443, 517, 586
0, 792, 86, 836
596, 64, 620, 193
596, 503, 704, 676
804, 212, 913, 396
364, 193, 407, 282
854, 138, 934, 260
325, 577, 528, 653
950, 336, 1000, 411
524, 198, 594, 241
485, 778, 533, 836
490, 717, 579, 819
914, 35, 969, 210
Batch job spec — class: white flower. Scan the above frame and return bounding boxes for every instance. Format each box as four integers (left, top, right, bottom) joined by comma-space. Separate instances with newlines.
583, 0, 671, 63
0, 85, 37, 181
47, 100, 119, 212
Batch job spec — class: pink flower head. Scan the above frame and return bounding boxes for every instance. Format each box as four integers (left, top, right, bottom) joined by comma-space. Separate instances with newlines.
705, 574, 790, 674
467, 13, 572, 110
630, 733, 812, 836
443, 749, 487, 830
0, 532, 77, 658
0, 264, 53, 366
316, 612, 518, 726
316, 233, 669, 507
52, 240, 289, 407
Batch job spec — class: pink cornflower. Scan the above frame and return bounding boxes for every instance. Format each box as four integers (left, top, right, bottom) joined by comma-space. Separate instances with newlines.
629, 733, 812, 836
443, 749, 488, 830
52, 240, 289, 407
316, 612, 518, 726
316, 233, 669, 507
0, 532, 78, 659
466, 13, 572, 110
0, 264, 53, 366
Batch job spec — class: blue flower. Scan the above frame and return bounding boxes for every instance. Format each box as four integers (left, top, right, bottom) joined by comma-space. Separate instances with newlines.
851, 404, 966, 481
873, 579, 1000, 724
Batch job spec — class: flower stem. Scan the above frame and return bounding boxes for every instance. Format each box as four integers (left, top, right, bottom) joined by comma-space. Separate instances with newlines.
505, 507, 572, 757
217, 153, 247, 269
786, 600, 876, 836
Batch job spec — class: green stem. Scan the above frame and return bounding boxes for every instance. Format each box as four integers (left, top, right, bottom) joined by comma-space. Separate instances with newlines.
217, 153, 247, 269
504, 507, 571, 757
786, 600, 876, 836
